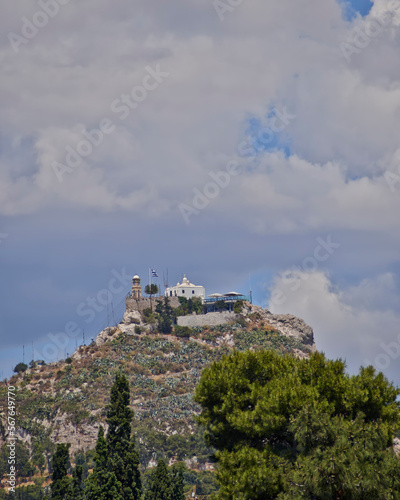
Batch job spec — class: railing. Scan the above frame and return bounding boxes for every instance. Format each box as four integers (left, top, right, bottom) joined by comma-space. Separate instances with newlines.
204, 295, 249, 303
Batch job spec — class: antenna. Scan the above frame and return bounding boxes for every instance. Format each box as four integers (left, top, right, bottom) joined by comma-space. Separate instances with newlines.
164, 269, 169, 293
107, 302, 110, 328
23, 345, 25, 364
31, 341, 34, 364
111, 301, 116, 326
249, 273, 252, 304
83, 330, 86, 346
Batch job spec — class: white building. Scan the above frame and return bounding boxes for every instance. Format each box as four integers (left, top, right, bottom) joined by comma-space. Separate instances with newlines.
165, 275, 206, 301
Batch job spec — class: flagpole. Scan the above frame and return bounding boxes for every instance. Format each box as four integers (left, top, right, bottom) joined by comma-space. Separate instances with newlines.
149, 267, 151, 287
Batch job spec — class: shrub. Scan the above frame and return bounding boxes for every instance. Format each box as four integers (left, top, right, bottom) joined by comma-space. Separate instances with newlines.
13, 362, 28, 374
65, 357, 73, 364
174, 326, 191, 339
235, 317, 247, 328
214, 300, 229, 311
135, 326, 142, 334
233, 301, 244, 313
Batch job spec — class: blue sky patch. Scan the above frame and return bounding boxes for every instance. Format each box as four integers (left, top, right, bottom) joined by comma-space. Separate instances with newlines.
339, 0, 373, 20
238, 107, 294, 160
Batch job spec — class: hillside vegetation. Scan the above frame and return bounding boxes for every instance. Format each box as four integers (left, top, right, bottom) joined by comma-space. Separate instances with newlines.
0, 303, 316, 498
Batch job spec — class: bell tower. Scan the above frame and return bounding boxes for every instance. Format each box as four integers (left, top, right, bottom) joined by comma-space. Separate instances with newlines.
132, 274, 141, 300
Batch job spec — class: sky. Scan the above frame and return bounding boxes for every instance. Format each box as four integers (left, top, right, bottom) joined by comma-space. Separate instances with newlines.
2, 0, 400, 387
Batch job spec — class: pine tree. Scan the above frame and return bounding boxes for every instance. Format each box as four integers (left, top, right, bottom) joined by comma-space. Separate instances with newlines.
50, 443, 73, 500
106, 373, 142, 500
85, 426, 123, 500
195, 350, 400, 499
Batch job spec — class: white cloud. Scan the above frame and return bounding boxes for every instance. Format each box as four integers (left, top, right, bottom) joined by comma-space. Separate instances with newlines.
0, 0, 399, 230
268, 270, 400, 383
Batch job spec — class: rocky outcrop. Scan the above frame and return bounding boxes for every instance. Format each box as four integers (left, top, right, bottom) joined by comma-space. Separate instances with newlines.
394, 437, 400, 456
241, 303, 315, 349
49, 412, 106, 455
122, 309, 142, 325
125, 296, 180, 313
93, 301, 315, 351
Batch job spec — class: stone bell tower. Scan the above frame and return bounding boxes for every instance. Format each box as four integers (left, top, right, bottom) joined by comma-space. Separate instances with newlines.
132, 274, 141, 300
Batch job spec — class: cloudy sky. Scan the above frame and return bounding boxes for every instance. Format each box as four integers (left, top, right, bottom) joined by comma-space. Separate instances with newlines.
2, 0, 400, 386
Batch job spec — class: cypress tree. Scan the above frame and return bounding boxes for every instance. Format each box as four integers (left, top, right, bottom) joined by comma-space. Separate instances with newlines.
86, 426, 123, 500
145, 460, 185, 500
145, 459, 172, 500
50, 443, 73, 500
170, 465, 185, 500
106, 373, 142, 500
72, 464, 84, 499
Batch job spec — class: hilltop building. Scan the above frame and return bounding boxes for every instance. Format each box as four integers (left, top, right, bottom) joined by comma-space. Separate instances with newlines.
165, 275, 206, 301
131, 274, 141, 299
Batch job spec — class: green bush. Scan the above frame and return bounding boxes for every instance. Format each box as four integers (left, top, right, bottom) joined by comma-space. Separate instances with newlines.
174, 326, 191, 339
135, 325, 142, 334
214, 300, 229, 311
234, 317, 247, 328
14, 362, 28, 373
233, 301, 244, 313
175, 297, 203, 316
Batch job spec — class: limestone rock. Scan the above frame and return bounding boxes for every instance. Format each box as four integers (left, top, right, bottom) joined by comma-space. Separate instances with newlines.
95, 327, 120, 346
242, 303, 315, 348
394, 437, 400, 456
122, 310, 142, 325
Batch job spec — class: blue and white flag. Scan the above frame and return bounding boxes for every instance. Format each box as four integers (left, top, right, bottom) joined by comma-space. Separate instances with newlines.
151, 269, 159, 278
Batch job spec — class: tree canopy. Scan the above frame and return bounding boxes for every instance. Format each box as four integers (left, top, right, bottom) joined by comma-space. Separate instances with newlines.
13, 362, 28, 373
194, 350, 400, 499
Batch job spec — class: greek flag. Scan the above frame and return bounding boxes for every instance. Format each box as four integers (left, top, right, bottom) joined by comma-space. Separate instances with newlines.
151, 269, 158, 278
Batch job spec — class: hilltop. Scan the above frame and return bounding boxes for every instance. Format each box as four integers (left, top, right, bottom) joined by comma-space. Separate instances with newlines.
0, 300, 315, 482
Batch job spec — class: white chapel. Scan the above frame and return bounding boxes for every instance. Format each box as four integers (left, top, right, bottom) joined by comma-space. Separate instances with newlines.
165, 275, 206, 301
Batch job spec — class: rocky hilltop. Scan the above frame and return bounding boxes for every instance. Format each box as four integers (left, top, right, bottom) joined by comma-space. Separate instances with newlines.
0, 301, 315, 468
